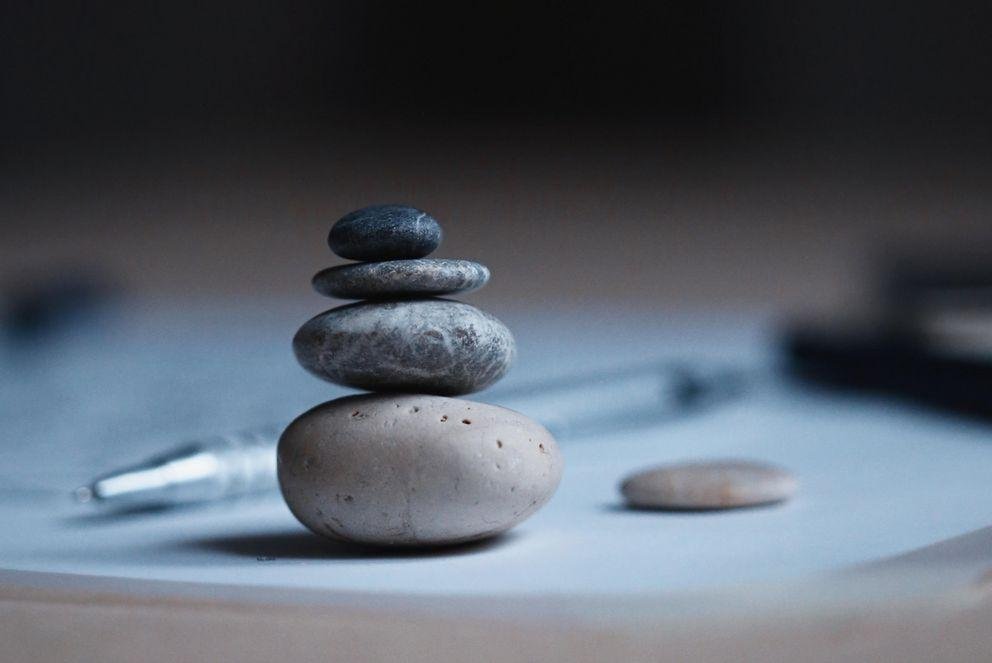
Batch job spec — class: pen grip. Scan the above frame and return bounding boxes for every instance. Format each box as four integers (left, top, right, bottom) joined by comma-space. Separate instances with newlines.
194, 424, 283, 498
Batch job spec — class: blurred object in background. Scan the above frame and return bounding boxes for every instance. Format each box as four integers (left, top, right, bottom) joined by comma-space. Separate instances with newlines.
883, 252, 992, 361
3, 271, 117, 346
786, 249, 992, 420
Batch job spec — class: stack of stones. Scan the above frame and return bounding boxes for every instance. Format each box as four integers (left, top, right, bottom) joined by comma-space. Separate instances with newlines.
278, 205, 563, 547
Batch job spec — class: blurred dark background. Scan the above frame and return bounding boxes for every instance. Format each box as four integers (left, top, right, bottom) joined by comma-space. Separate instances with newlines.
3, 1, 992, 311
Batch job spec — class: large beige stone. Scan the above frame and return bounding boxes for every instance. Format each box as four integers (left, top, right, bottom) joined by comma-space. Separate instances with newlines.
278, 393, 563, 546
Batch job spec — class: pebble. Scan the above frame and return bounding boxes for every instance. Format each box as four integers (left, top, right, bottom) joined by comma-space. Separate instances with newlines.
312, 259, 490, 300
278, 393, 563, 546
329, 205, 442, 261
293, 299, 515, 395
620, 459, 797, 510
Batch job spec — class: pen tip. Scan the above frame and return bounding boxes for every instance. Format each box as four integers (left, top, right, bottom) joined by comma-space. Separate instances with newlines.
73, 485, 94, 504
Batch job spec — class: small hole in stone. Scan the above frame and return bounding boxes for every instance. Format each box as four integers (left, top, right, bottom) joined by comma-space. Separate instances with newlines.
496, 440, 503, 449
410, 406, 420, 413
351, 411, 361, 417
462, 419, 472, 425
440, 415, 448, 422
539, 443, 546, 453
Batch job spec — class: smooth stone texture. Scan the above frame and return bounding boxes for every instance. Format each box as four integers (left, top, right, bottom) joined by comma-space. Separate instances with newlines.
312, 259, 490, 300
278, 393, 563, 546
293, 299, 515, 395
620, 459, 797, 510
329, 205, 442, 261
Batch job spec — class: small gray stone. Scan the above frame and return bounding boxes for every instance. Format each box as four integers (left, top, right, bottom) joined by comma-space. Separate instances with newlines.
312, 259, 490, 300
278, 393, 563, 546
293, 299, 515, 395
620, 459, 797, 510
329, 205, 442, 261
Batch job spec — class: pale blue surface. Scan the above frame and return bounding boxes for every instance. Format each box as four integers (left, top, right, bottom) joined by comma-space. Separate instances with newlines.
1, 300, 991, 596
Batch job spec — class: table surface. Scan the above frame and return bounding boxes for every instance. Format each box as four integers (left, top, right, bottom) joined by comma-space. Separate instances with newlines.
2, 299, 992, 602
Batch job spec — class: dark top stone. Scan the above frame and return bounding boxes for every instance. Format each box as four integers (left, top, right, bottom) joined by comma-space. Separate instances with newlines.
293, 299, 515, 395
328, 205, 442, 261
312, 259, 490, 300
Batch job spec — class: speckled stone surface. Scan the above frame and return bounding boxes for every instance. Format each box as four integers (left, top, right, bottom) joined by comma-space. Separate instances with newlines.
312, 259, 490, 300
328, 205, 442, 261
293, 299, 515, 395
278, 393, 563, 546
620, 459, 797, 510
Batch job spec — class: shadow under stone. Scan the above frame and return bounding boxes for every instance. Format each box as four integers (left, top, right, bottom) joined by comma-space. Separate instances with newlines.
177, 529, 519, 561
601, 501, 788, 515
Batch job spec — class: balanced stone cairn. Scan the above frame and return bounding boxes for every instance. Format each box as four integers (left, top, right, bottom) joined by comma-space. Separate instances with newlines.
279, 205, 563, 547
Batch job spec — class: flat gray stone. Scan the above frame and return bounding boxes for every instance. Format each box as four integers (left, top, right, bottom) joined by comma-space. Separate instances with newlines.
278, 393, 563, 546
312, 259, 490, 300
620, 459, 797, 510
329, 205, 442, 261
293, 299, 515, 395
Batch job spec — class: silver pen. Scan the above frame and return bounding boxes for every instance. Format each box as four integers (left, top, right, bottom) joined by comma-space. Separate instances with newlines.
74, 363, 745, 509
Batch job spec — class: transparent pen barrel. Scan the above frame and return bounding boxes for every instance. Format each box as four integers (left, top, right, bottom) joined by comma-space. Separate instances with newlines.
491, 363, 742, 439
